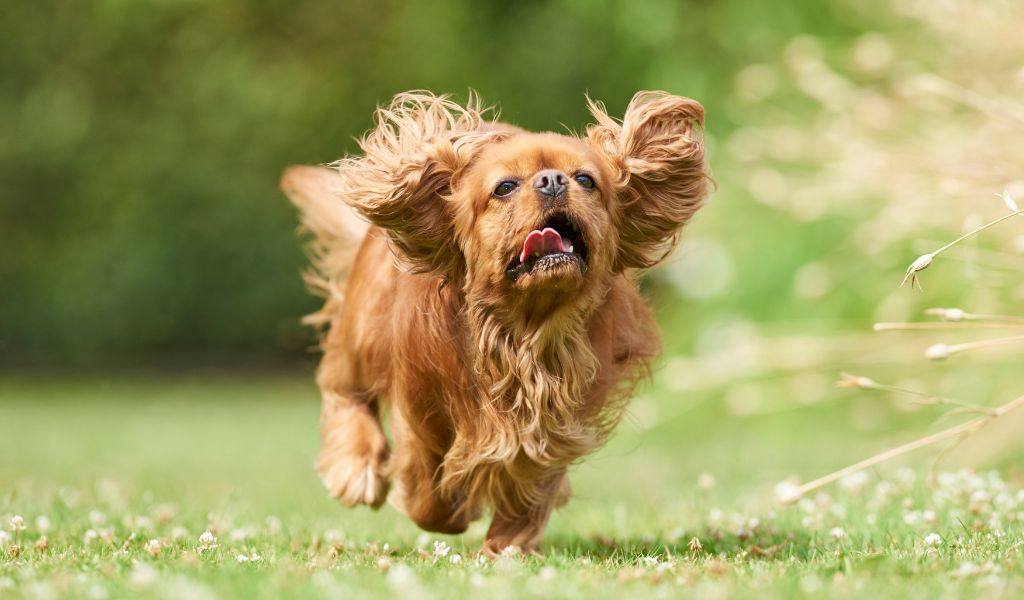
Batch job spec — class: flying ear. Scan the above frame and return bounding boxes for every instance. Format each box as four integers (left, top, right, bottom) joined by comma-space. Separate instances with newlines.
586, 91, 710, 269
336, 92, 500, 274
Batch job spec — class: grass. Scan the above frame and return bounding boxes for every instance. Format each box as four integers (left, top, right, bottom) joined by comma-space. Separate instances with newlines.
2, 373, 1023, 599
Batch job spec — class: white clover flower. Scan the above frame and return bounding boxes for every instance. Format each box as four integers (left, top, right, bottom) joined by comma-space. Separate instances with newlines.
386, 564, 416, 589
322, 529, 343, 545
469, 573, 487, 588
198, 530, 218, 552
432, 540, 450, 558
134, 516, 153, 532
970, 490, 991, 513
88, 511, 107, 526
922, 510, 937, 524
0, 531, 9, 545
8, 515, 24, 531
145, 539, 162, 557
924, 533, 942, 546
84, 529, 99, 545
641, 555, 659, 567
839, 471, 870, 493
35, 516, 51, 533
129, 562, 157, 587
449, 553, 462, 565
538, 566, 557, 581
828, 527, 846, 540
235, 554, 250, 563
229, 528, 249, 542
954, 562, 982, 578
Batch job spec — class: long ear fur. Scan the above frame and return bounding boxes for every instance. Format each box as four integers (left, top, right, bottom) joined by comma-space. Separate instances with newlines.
336, 91, 500, 274
586, 91, 710, 269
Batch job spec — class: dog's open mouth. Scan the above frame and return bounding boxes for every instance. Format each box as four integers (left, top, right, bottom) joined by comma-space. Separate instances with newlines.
506, 213, 588, 281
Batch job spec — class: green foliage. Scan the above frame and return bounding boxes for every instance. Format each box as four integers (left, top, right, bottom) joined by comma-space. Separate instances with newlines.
1, 0, 862, 366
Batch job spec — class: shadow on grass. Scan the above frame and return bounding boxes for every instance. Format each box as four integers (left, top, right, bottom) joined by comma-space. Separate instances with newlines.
541, 529, 820, 563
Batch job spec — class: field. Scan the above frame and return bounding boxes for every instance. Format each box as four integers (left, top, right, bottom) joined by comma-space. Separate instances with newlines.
3, 373, 1022, 599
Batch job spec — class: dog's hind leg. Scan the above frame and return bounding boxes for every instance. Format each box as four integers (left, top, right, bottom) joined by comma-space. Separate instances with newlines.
314, 344, 390, 508
315, 390, 390, 508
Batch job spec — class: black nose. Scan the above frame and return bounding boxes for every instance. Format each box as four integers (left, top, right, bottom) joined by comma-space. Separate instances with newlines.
533, 169, 568, 202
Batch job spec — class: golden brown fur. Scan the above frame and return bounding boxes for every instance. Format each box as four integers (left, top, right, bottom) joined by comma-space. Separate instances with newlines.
281, 90, 709, 554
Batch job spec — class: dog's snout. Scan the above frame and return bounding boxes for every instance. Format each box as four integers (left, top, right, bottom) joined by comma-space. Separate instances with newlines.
533, 169, 568, 204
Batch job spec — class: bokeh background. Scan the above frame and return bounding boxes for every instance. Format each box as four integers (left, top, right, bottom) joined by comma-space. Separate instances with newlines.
4, 0, 1023, 555
2, 0, 873, 368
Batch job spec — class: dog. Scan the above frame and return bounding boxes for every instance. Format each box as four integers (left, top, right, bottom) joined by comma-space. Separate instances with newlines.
281, 90, 709, 554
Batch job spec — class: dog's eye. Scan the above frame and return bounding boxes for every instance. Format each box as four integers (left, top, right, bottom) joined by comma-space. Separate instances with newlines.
574, 173, 596, 189
493, 180, 518, 198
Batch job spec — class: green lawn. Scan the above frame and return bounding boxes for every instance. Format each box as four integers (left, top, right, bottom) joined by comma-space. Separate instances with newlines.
2, 373, 1022, 599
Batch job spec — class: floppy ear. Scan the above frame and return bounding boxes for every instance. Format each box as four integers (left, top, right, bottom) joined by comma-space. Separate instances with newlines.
336, 92, 499, 274
586, 91, 710, 269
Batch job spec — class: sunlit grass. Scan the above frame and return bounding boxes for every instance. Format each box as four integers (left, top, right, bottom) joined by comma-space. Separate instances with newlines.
3, 375, 1023, 599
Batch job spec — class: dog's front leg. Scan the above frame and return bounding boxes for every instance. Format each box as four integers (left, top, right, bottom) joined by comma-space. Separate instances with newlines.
482, 470, 569, 556
387, 406, 475, 534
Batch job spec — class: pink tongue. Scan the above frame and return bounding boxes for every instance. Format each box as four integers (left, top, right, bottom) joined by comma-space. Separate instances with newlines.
519, 227, 571, 263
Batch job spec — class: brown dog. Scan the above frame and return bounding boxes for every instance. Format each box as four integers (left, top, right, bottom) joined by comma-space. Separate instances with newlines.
281, 91, 709, 554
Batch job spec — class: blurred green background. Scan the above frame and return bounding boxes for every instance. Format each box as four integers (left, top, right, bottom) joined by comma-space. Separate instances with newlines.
1, 0, 877, 368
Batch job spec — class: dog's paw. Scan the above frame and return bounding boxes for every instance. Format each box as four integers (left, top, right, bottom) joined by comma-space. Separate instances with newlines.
316, 405, 390, 508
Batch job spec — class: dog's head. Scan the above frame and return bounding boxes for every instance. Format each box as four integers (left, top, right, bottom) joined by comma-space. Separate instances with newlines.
339, 91, 709, 322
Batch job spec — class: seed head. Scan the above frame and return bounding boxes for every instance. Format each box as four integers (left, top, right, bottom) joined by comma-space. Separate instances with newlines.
999, 190, 1019, 213
687, 537, 703, 553
926, 307, 966, 321
901, 253, 934, 289
836, 373, 878, 389
774, 480, 802, 504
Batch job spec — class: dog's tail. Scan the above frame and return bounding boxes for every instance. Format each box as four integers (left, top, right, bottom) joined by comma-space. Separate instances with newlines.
281, 165, 370, 328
